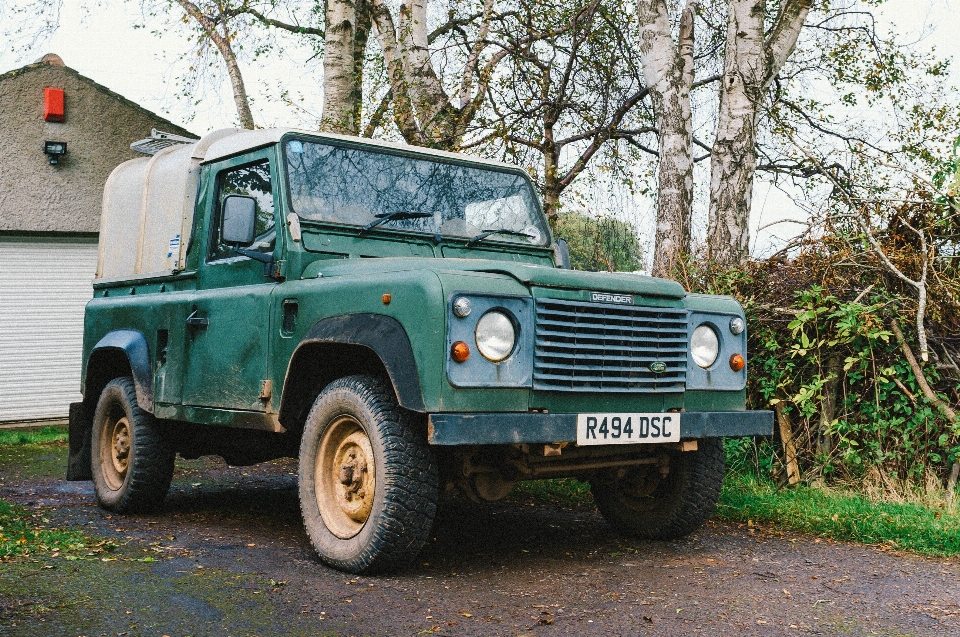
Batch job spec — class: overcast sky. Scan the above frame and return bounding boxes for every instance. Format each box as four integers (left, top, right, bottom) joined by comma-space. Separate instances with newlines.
3, 0, 954, 134
1, 0, 956, 260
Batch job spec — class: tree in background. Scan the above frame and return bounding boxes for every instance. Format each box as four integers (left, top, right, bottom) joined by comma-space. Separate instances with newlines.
635, 0, 695, 277
465, 0, 656, 225
4, 0, 958, 282
160, 0, 664, 241
705, 0, 812, 268
554, 211, 644, 272
171, 0, 256, 129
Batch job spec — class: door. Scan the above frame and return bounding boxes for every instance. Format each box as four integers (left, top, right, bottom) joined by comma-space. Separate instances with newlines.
0, 236, 98, 422
182, 153, 281, 412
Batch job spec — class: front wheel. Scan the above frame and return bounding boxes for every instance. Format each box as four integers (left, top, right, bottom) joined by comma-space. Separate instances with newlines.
90, 377, 174, 513
298, 375, 438, 574
591, 438, 724, 540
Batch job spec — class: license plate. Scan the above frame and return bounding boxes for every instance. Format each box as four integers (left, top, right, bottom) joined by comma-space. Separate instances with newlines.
576, 413, 680, 446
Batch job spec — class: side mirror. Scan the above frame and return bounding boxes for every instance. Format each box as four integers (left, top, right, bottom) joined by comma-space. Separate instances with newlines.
222, 195, 257, 246
554, 238, 571, 269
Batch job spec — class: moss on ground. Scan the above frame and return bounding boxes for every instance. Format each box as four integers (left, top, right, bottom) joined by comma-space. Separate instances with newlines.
0, 556, 341, 636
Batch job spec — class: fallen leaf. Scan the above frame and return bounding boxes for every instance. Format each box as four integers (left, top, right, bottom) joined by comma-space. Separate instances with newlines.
461, 613, 473, 618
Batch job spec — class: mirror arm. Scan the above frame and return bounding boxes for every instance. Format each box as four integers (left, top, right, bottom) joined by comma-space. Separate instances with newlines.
232, 246, 276, 278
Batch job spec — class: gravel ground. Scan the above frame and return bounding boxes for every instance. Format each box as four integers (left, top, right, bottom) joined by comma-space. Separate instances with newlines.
1, 445, 958, 636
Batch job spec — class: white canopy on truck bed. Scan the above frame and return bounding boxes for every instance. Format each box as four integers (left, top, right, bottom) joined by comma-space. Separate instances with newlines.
95, 128, 236, 281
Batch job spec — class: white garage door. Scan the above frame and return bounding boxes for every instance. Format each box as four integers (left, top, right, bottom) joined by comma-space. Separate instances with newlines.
0, 236, 98, 423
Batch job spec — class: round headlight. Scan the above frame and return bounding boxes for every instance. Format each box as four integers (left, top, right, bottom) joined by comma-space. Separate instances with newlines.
691, 324, 719, 368
475, 311, 516, 362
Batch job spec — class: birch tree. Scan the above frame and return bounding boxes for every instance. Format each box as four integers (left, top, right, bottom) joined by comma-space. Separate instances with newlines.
706, 0, 812, 266
636, 0, 695, 277
319, 0, 370, 133
210, 0, 506, 146
168, 0, 367, 134
367, 0, 495, 147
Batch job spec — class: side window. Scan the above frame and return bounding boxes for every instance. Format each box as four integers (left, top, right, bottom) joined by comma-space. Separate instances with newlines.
210, 161, 276, 261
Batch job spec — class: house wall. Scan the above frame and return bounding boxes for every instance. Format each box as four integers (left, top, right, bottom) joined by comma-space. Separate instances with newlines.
0, 58, 195, 423
0, 61, 194, 233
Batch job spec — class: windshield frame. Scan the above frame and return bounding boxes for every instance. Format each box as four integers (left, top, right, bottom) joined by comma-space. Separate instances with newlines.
279, 133, 553, 248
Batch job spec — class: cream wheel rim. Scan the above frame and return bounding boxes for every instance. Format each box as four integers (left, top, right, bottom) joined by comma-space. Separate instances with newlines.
315, 415, 376, 539
102, 413, 131, 490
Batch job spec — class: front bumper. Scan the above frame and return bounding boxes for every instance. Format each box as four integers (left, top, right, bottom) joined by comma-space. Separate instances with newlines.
427, 410, 773, 445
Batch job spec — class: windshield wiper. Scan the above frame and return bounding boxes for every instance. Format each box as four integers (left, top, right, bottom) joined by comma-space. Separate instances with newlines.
467, 228, 535, 246
359, 211, 433, 234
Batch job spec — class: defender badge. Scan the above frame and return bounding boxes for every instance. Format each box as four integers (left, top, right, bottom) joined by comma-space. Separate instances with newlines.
590, 291, 634, 305
649, 361, 667, 374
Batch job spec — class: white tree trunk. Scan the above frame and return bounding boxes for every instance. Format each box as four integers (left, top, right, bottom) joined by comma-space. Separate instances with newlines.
397, 0, 457, 143
637, 0, 695, 278
369, 0, 425, 143
321, 0, 360, 134
706, 0, 812, 267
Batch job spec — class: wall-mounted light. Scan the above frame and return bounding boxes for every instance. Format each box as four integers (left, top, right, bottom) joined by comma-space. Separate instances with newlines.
43, 140, 67, 165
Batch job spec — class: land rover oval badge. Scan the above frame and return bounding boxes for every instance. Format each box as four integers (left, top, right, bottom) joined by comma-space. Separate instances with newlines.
649, 361, 667, 374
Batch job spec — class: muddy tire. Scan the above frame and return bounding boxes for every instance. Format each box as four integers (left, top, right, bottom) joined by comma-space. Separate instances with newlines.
298, 375, 438, 574
591, 438, 724, 540
90, 377, 174, 513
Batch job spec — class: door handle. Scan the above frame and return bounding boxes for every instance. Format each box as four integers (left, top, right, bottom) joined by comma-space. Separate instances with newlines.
186, 310, 209, 327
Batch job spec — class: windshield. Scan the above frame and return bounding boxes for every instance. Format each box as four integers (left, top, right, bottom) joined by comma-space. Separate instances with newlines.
284, 138, 550, 246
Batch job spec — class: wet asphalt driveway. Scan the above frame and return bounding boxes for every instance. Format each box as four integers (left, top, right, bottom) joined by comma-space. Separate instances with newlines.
1, 445, 958, 636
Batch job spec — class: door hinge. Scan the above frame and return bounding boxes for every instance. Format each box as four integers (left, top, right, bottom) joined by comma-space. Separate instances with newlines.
259, 380, 273, 401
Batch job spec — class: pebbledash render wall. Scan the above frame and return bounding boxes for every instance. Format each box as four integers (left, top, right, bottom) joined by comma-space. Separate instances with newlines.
0, 56, 195, 233
0, 55, 196, 423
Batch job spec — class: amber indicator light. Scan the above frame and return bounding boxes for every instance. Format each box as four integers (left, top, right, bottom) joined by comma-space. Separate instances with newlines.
451, 341, 470, 363
729, 353, 745, 372
382, 293, 392, 304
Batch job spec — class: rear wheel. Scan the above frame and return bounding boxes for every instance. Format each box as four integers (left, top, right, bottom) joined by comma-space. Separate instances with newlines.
298, 375, 438, 574
90, 377, 174, 513
591, 438, 724, 540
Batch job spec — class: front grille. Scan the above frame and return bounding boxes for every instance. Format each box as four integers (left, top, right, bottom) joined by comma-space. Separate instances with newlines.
533, 298, 688, 392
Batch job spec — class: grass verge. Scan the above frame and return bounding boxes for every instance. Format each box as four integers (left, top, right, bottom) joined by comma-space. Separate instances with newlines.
0, 425, 67, 446
716, 472, 960, 557
509, 473, 960, 557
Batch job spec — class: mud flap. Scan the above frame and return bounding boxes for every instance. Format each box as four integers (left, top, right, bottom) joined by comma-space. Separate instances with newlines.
67, 401, 93, 480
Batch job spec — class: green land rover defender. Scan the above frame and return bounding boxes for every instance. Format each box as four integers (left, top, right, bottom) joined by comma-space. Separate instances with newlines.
68, 128, 772, 573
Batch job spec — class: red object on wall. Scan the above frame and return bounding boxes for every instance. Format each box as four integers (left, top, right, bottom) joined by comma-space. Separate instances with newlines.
44, 87, 65, 122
